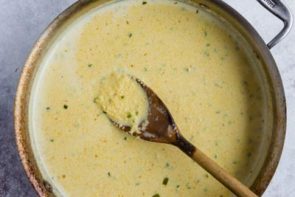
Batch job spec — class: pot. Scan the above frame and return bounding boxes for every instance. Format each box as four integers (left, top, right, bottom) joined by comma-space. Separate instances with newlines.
14, 0, 292, 196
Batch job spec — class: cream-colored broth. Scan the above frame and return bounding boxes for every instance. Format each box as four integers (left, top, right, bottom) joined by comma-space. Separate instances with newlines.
30, 0, 272, 196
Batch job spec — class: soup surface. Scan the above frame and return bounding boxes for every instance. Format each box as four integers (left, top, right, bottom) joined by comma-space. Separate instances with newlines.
30, 0, 272, 196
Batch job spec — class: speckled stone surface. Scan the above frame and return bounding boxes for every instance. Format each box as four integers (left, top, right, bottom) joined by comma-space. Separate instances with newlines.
0, 1, 294, 196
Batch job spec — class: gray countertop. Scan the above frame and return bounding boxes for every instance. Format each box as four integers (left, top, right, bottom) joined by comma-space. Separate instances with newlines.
0, 0, 294, 196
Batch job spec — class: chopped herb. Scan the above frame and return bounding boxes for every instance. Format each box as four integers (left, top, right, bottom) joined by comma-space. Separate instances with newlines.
127, 112, 132, 118
62, 174, 66, 179
63, 104, 68, 109
50, 139, 54, 142
204, 174, 209, 178
135, 111, 139, 115
107, 172, 111, 177
142, 1, 147, 5
196, 9, 199, 14
206, 43, 211, 47
120, 95, 125, 99
102, 111, 107, 114
93, 97, 98, 103
88, 64, 93, 67
128, 33, 133, 38
152, 194, 160, 197
124, 137, 127, 140
135, 182, 140, 186
186, 183, 191, 189
162, 177, 169, 185
204, 30, 208, 37
165, 162, 170, 168
46, 107, 51, 110
214, 154, 218, 159
176, 185, 180, 189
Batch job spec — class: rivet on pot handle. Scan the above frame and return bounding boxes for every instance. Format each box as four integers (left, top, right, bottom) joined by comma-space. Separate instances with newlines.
257, 0, 293, 49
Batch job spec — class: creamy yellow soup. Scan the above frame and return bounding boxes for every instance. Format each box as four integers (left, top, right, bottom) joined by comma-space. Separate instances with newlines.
30, 0, 273, 196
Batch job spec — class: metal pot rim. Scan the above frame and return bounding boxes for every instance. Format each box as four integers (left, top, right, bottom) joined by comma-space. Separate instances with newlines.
14, 0, 287, 196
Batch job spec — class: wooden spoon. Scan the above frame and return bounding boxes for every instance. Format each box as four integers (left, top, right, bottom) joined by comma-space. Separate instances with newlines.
109, 78, 258, 197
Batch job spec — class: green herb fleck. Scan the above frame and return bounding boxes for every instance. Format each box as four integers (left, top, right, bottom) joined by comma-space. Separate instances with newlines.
127, 112, 132, 118
93, 97, 98, 103
204, 174, 209, 178
162, 177, 169, 185
176, 185, 180, 189
120, 95, 125, 99
128, 33, 133, 38
124, 137, 127, 140
206, 43, 211, 47
46, 107, 50, 110
63, 104, 68, 109
50, 139, 54, 142
186, 183, 191, 189
88, 64, 93, 68
165, 162, 170, 168
142, 1, 147, 5
107, 172, 111, 177
204, 30, 208, 37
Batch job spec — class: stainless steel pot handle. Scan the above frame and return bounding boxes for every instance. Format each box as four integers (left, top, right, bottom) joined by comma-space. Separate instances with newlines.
257, 0, 293, 48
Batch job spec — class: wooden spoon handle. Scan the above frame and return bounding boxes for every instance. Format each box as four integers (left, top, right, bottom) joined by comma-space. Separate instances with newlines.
191, 149, 258, 197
